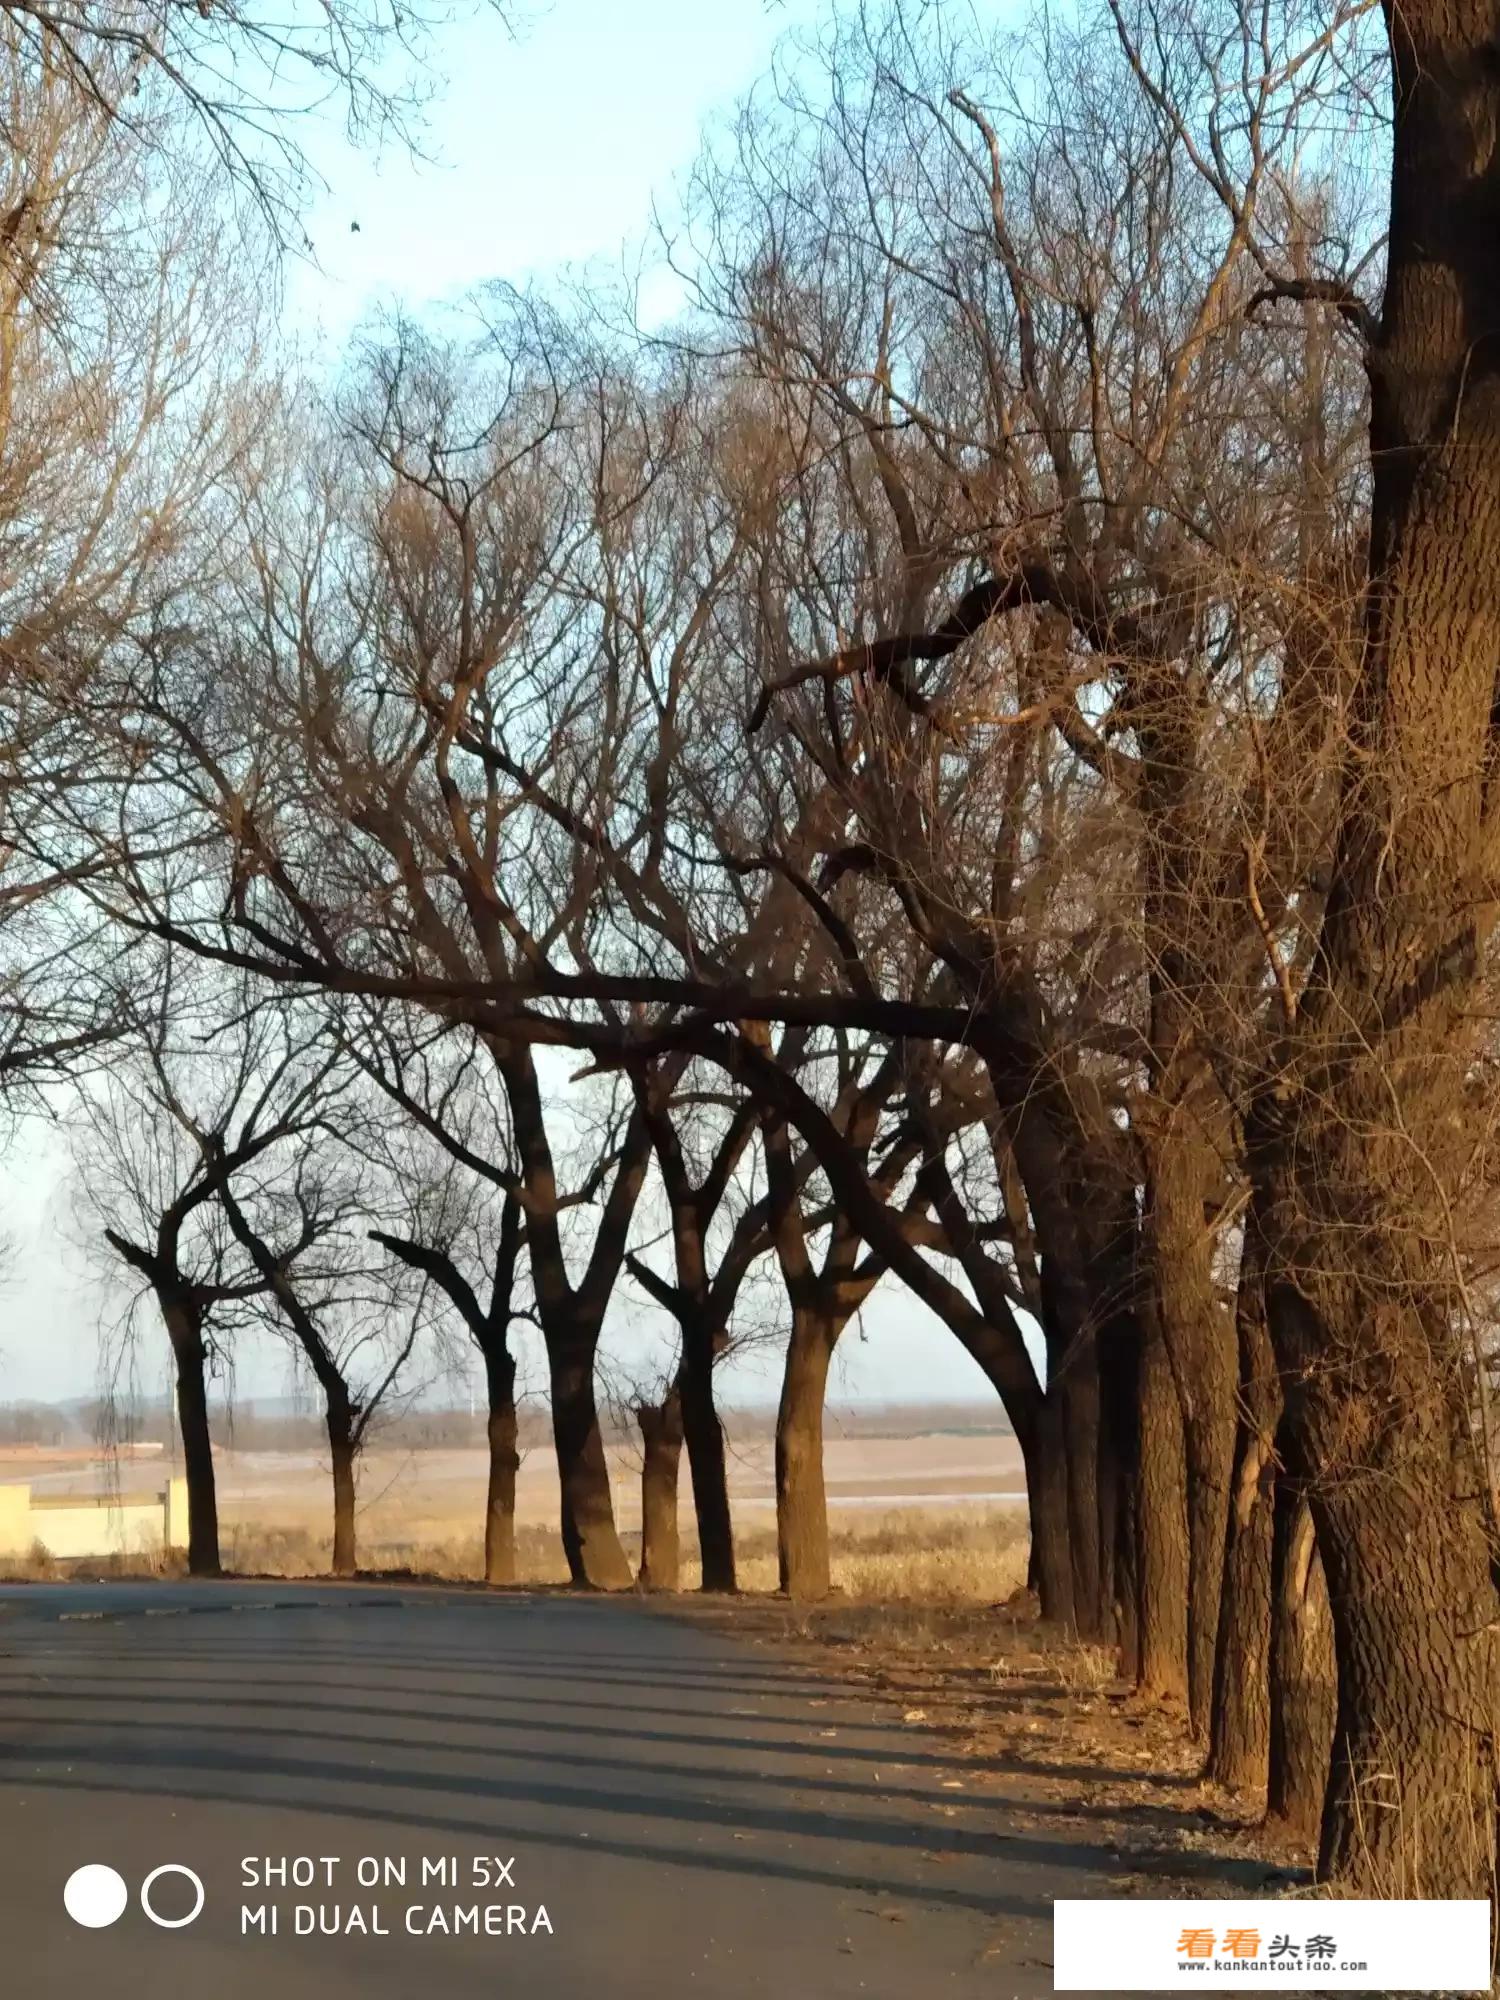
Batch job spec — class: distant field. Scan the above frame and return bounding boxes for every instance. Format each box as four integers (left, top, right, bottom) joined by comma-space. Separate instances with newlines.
0, 1423, 1029, 1597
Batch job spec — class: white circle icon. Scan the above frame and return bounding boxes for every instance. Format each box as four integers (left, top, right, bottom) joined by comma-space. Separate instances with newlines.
140, 1863, 205, 1929
63, 1864, 129, 1929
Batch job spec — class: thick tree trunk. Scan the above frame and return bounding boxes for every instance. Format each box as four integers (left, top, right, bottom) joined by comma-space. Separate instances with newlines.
500, 1044, 642, 1593
776, 1306, 838, 1600
326, 1393, 357, 1579
1019, 1394, 1074, 1629
549, 1337, 633, 1590
1266, 1490, 1336, 1846
1094, 1402, 1119, 1647
1315, 1479, 1494, 1892
1135, 1300, 1190, 1705
637, 1391, 684, 1592
680, 1317, 736, 1593
982, 1066, 1120, 1641
1097, 1296, 1143, 1677
164, 1297, 220, 1579
1113, 1464, 1141, 1682
1248, 4, 1500, 1894
1057, 1337, 1107, 1639
1146, 1131, 1237, 1737
1208, 1239, 1280, 1790
1208, 1432, 1276, 1788
482, 1342, 519, 1586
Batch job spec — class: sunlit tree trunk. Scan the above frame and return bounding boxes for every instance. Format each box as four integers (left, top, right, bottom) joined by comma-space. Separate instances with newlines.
1135, 1299, 1190, 1705
637, 1390, 684, 1592
776, 1304, 839, 1600
549, 1332, 633, 1591
1266, 1489, 1335, 1846
1208, 1241, 1279, 1790
1251, 1, 1500, 1892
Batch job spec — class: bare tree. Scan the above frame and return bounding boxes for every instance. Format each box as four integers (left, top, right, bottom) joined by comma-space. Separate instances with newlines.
62, 0, 1500, 1899
75, 961, 347, 1572
215, 1133, 425, 1578
352, 1014, 536, 1584
0, 0, 490, 242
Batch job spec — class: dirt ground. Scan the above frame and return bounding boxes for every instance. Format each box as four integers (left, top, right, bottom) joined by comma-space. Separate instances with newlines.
673, 1593, 1314, 1907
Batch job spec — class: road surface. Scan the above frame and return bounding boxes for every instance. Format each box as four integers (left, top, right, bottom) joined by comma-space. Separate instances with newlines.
0, 1580, 1112, 1997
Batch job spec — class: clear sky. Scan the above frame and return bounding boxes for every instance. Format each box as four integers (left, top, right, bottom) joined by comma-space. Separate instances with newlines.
281, 0, 835, 353
0, 0, 1035, 1415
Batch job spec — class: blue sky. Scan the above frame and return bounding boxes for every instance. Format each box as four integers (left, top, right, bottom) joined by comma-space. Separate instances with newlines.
281, 0, 832, 352
1, 0, 1035, 1413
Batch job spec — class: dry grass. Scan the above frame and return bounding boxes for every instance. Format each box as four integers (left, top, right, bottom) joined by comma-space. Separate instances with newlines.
218, 1519, 569, 1583
216, 1502, 1031, 1604
0, 1540, 188, 1583
5, 1500, 1031, 1605
0, 1539, 62, 1582
680, 1505, 1030, 1604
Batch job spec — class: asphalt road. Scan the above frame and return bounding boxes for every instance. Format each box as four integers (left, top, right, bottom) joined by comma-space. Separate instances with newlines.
0, 1580, 1113, 1997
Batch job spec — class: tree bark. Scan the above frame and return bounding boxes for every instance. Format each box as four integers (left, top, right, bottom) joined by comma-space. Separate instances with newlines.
163, 1296, 220, 1579
1135, 1298, 1190, 1705
549, 1335, 633, 1590
326, 1390, 357, 1579
1097, 1292, 1143, 1677
482, 1341, 519, 1586
1266, 1489, 1336, 1846
637, 1390, 684, 1592
1145, 1126, 1237, 1737
1019, 1392, 1075, 1629
1057, 1334, 1107, 1640
1135, 641, 1240, 1738
974, 1027, 1126, 1641
776, 1305, 839, 1600
1207, 1243, 1280, 1791
679, 1316, 736, 1593
1112, 1461, 1141, 1683
1247, 3, 1500, 1894
1208, 1428, 1276, 1789
500, 1046, 640, 1594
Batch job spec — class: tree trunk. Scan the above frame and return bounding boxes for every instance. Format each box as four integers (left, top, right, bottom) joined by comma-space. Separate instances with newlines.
1146, 1132, 1237, 1738
1094, 1400, 1119, 1648
1113, 1461, 1141, 1683
482, 1341, 519, 1586
499, 1043, 641, 1593
1208, 1239, 1280, 1790
1098, 1297, 1143, 1677
680, 1316, 736, 1592
163, 1297, 220, 1579
1315, 1479, 1495, 1893
1208, 1430, 1276, 1789
326, 1392, 357, 1579
1135, 1299, 1190, 1705
1266, 1489, 1335, 1846
1248, 3, 1500, 1894
982, 1071, 1121, 1642
637, 1391, 684, 1592
1057, 1336, 1107, 1639
1019, 1394, 1074, 1629
776, 1305, 838, 1599
549, 1336, 633, 1590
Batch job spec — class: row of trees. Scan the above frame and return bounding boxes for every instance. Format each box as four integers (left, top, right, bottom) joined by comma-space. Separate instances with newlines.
2, 0, 1497, 1906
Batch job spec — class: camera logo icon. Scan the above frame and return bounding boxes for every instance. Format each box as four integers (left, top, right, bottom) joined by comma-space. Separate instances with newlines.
64, 1863, 205, 1930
